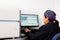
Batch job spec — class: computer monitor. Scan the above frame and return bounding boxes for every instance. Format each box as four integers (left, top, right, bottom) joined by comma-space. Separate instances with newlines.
20, 14, 39, 27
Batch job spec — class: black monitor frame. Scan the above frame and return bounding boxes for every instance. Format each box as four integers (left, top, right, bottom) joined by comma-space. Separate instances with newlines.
20, 14, 39, 27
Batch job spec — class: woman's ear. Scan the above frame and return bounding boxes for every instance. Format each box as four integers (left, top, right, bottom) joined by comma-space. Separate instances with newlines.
46, 17, 49, 20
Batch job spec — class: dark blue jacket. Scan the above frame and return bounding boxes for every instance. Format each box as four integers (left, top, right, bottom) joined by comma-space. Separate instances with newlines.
26, 22, 59, 40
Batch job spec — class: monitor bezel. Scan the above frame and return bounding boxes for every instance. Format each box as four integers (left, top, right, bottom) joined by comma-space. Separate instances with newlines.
20, 14, 39, 27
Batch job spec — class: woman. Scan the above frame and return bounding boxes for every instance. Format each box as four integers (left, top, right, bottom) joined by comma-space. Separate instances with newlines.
24, 10, 59, 40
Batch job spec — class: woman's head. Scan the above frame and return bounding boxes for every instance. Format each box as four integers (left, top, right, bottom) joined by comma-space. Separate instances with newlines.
44, 10, 56, 24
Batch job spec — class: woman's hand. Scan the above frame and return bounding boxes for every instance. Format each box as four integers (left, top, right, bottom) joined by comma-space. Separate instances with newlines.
24, 28, 31, 32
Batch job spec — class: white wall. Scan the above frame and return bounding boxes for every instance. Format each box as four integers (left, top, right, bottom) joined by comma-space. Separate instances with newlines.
0, 22, 19, 38
0, 0, 20, 38
0, 0, 60, 26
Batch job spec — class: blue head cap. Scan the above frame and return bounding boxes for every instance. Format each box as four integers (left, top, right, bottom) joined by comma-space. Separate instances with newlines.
44, 10, 56, 20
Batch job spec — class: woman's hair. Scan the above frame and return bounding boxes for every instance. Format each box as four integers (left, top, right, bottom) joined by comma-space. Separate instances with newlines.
44, 10, 59, 29
45, 15, 59, 29
49, 18, 59, 29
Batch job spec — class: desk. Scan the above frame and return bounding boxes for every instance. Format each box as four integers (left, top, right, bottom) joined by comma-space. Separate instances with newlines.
4, 38, 26, 40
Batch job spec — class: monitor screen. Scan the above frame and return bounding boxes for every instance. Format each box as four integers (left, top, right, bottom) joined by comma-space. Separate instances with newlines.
20, 14, 39, 27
